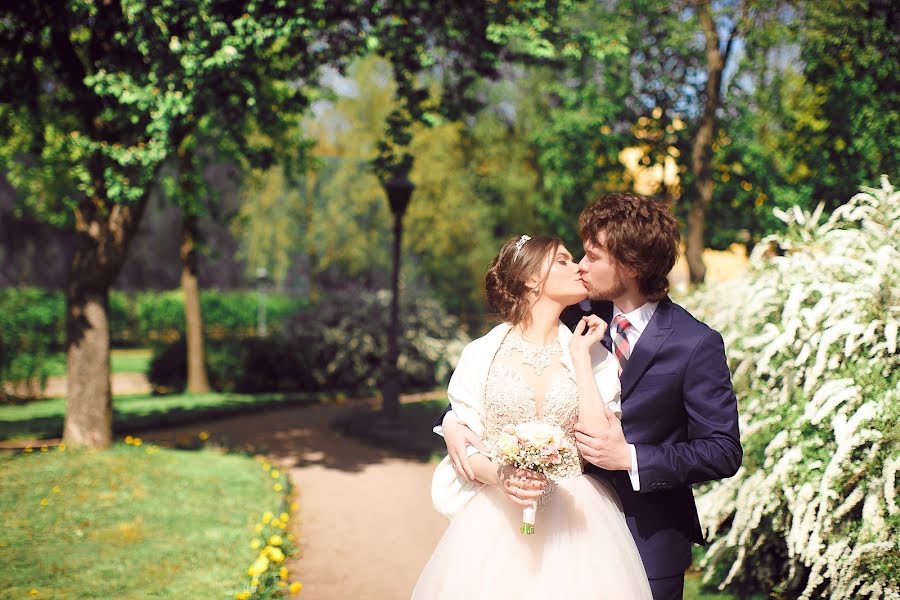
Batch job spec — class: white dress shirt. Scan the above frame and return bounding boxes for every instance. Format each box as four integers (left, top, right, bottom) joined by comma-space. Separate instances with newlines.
613, 301, 660, 492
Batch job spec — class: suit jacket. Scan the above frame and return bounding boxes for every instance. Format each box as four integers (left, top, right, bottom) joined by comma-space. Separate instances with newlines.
560, 297, 742, 579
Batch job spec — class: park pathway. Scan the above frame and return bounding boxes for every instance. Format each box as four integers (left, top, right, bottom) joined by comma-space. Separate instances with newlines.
144, 400, 448, 600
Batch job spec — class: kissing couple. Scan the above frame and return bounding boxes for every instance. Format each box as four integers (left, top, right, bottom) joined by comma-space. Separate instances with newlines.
412, 191, 743, 600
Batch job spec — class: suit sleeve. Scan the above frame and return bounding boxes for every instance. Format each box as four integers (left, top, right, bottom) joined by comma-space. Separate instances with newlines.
634, 330, 742, 492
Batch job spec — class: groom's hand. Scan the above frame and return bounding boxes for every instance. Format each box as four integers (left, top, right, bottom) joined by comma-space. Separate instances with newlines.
443, 412, 490, 481
574, 405, 632, 472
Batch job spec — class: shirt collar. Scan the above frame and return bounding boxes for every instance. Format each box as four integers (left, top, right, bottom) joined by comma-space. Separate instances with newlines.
612, 301, 660, 335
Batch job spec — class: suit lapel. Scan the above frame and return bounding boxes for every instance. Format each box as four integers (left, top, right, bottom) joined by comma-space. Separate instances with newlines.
620, 298, 674, 400
597, 301, 613, 352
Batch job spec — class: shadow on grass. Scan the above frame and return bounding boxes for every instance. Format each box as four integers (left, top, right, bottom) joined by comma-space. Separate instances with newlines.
0, 389, 370, 442
330, 398, 449, 462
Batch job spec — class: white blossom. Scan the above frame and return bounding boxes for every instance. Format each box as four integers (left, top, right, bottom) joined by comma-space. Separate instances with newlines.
682, 176, 899, 598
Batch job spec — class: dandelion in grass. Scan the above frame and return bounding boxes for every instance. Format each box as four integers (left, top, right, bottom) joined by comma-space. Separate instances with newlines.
289, 581, 303, 594
274, 484, 283, 492
280, 512, 289, 522
268, 535, 283, 546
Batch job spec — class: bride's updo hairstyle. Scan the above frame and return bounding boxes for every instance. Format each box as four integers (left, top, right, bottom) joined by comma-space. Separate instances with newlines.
485, 235, 563, 328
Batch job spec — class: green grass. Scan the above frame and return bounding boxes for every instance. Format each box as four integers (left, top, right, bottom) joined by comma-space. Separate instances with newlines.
44, 348, 154, 377
0, 391, 330, 441
0, 444, 281, 599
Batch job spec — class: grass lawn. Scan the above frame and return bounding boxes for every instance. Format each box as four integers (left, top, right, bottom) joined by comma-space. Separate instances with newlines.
44, 348, 154, 378
0, 444, 282, 599
0, 391, 332, 442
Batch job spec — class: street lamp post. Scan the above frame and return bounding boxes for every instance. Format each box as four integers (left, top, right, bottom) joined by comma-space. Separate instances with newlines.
380, 176, 414, 420
256, 266, 268, 337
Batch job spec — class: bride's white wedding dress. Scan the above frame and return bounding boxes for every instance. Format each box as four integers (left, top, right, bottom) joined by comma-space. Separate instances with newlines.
412, 331, 653, 599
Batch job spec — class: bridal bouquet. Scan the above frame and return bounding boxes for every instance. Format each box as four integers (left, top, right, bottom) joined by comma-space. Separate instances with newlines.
494, 422, 579, 535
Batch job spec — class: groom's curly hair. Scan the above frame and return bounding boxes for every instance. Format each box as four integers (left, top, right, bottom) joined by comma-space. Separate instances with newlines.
579, 192, 680, 302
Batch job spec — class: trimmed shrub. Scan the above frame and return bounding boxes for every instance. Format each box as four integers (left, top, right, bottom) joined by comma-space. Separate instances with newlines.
0, 288, 66, 397
148, 288, 470, 395
683, 177, 899, 599
0, 288, 311, 396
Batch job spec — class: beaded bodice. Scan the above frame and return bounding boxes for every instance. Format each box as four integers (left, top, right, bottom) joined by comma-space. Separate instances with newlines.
483, 330, 583, 479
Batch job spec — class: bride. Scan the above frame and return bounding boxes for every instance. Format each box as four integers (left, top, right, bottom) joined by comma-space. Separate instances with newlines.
412, 235, 652, 599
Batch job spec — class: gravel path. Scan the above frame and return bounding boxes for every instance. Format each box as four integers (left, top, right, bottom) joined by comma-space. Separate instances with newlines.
144, 401, 448, 600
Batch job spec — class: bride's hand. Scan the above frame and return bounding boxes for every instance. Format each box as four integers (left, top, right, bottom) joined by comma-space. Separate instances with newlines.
568, 315, 607, 361
497, 465, 546, 507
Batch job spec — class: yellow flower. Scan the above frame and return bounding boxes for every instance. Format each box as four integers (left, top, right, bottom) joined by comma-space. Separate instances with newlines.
290, 502, 299, 511
254, 524, 263, 533
280, 512, 289, 522
251, 578, 259, 586
250, 539, 261, 549
273, 484, 283, 492
52, 486, 60, 494
278, 580, 286, 587
279, 566, 288, 579
40, 445, 48, 452
271, 469, 280, 478
30, 590, 38, 596
234, 592, 250, 600
268, 535, 283, 546
267, 546, 285, 562
289, 582, 303, 594
262, 511, 273, 524
287, 534, 296, 541
262, 463, 271, 472
40, 498, 48, 506
133, 437, 143, 446
57, 443, 66, 451
23, 447, 32, 454
199, 431, 210, 440
247, 555, 269, 577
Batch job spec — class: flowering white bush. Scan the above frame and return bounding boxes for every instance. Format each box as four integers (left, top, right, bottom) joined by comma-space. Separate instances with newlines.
682, 176, 899, 599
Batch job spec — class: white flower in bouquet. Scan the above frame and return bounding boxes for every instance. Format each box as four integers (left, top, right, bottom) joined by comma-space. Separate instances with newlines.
494, 421, 579, 534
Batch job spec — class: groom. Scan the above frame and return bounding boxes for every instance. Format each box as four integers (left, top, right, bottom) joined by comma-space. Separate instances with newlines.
441, 191, 742, 600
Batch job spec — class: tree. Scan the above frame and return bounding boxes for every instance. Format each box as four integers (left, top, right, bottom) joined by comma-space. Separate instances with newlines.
0, 0, 368, 447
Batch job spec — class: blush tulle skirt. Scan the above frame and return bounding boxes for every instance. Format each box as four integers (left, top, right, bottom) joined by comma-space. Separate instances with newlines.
412, 474, 653, 599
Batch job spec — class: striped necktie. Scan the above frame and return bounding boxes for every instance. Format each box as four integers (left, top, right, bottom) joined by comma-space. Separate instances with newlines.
612, 314, 632, 375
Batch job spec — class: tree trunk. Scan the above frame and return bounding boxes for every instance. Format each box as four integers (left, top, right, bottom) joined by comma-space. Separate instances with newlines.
686, 0, 729, 285
64, 280, 113, 448
181, 214, 210, 394
63, 196, 148, 448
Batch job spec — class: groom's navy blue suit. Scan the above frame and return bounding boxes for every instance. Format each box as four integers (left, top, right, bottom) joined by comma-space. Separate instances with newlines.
561, 297, 742, 596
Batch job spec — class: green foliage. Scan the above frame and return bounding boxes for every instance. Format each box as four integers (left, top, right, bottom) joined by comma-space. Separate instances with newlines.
0, 289, 66, 395
0, 444, 285, 598
0, 288, 309, 394
148, 288, 469, 395
685, 178, 899, 598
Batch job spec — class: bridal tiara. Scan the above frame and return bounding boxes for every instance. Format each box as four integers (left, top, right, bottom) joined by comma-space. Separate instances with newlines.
513, 235, 532, 260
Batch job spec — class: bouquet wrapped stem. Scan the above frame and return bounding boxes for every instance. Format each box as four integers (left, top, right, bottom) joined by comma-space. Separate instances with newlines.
495, 422, 579, 535
521, 501, 537, 535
